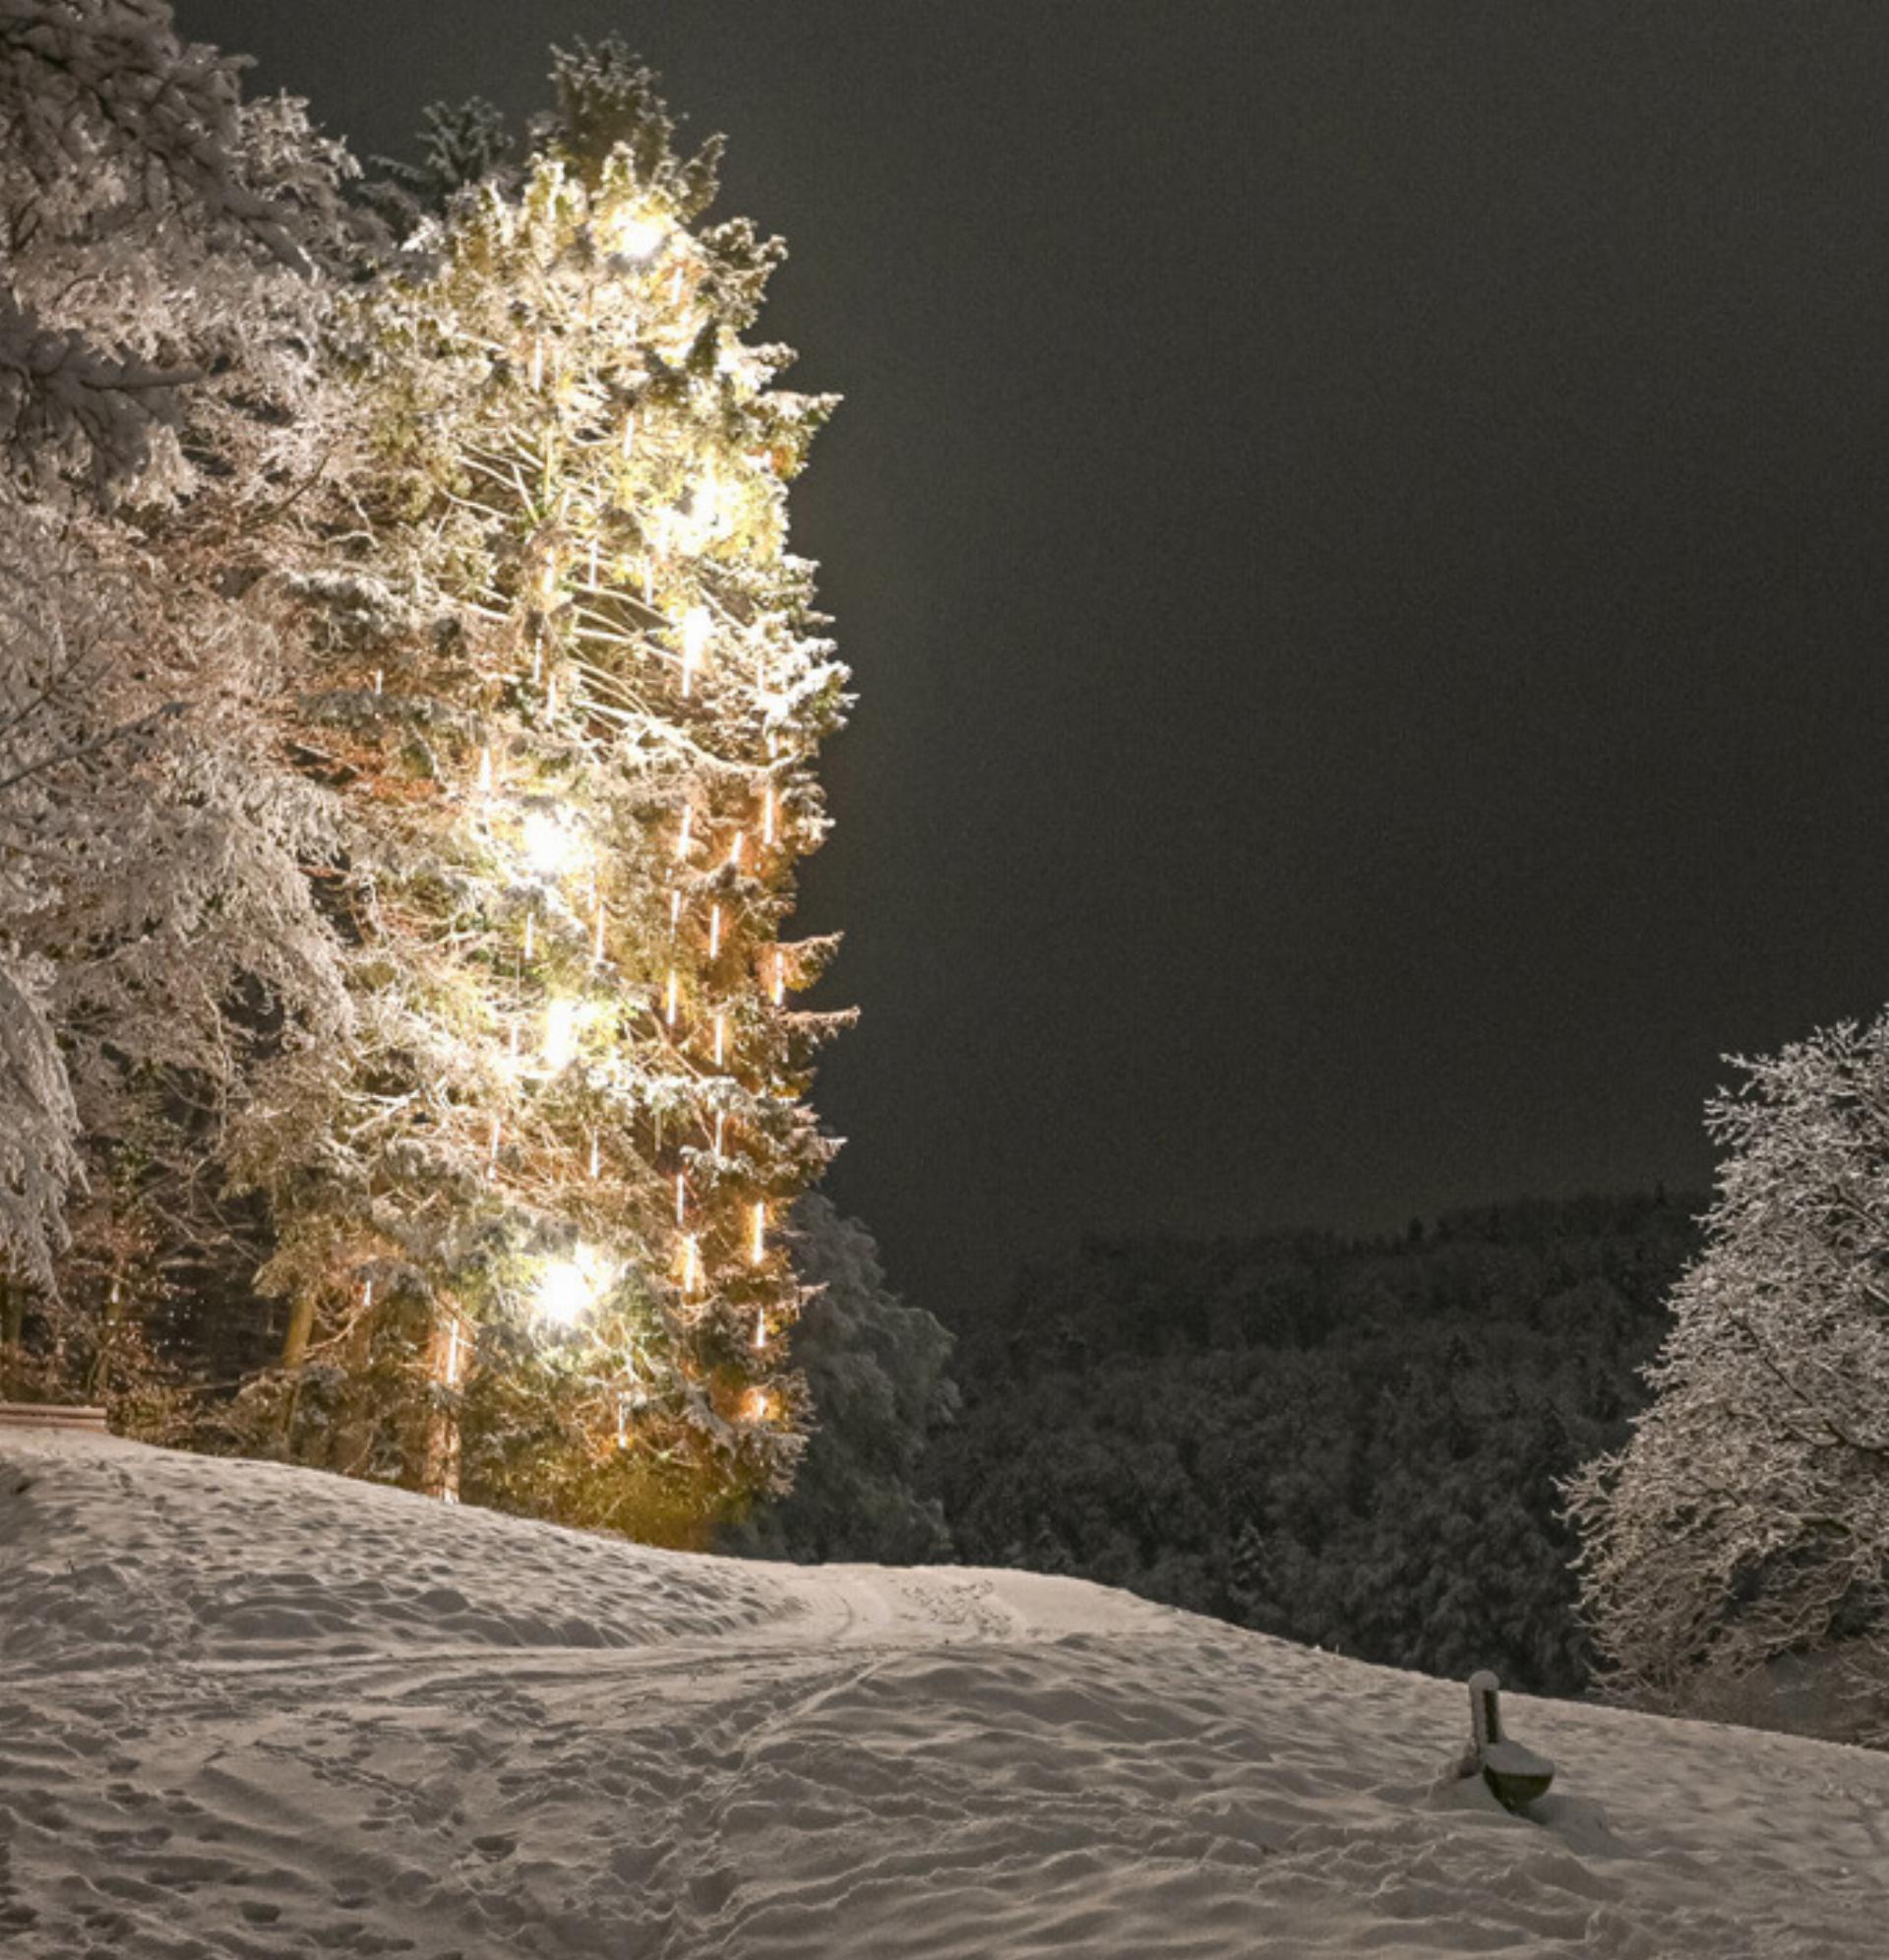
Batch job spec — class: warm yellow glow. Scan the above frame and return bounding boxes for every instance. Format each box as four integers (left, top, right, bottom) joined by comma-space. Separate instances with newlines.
753, 1310, 767, 1350
533, 1244, 614, 1329
543, 997, 580, 1071
751, 1201, 766, 1265
681, 605, 710, 696
606, 208, 669, 259
521, 808, 580, 878
771, 949, 786, 1006
708, 903, 721, 958
747, 1387, 770, 1422
665, 968, 679, 1025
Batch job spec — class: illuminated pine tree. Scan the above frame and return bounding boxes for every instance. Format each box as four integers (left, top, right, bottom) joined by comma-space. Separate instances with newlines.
236, 47, 852, 1539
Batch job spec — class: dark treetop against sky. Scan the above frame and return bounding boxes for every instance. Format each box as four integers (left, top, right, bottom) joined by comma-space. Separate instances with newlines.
181, 1, 1889, 1317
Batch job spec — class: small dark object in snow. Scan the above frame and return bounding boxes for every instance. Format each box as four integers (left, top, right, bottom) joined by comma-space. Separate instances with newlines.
1467, 1670, 1554, 1812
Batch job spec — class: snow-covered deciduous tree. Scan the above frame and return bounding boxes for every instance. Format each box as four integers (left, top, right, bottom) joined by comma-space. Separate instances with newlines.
1568, 1014, 1889, 1717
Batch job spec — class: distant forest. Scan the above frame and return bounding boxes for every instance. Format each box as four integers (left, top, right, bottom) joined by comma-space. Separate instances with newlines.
920, 1193, 1703, 1697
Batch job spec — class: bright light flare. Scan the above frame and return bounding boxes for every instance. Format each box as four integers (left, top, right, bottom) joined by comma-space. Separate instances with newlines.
606, 208, 669, 259
521, 808, 582, 879
533, 1244, 615, 1329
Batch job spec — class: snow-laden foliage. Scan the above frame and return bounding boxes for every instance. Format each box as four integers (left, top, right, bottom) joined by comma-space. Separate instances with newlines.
0, 501, 350, 1298
1569, 1016, 1889, 1721
0, 0, 356, 501
0, 2, 357, 1317
229, 49, 852, 1540
720, 1197, 958, 1564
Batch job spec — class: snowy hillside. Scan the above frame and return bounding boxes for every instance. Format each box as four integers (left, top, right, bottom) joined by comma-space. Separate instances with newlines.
2, 1430, 1886, 1958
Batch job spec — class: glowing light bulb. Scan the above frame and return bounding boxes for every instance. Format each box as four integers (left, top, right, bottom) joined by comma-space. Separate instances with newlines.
534, 1245, 613, 1329
681, 606, 710, 697
708, 904, 721, 959
751, 1202, 765, 1265
747, 1388, 770, 1423
521, 809, 579, 878
609, 209, 668, 259
543, 998, 579, 1071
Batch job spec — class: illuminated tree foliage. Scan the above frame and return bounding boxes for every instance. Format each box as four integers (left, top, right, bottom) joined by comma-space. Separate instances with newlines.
230, 47, 852, 1541
1569, 1015, 1889, 1720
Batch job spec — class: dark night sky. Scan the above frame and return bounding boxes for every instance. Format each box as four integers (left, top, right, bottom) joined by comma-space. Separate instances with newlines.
180, 2, 1889, 1317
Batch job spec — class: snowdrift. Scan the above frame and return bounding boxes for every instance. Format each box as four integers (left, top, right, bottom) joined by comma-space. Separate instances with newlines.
2, 1429, 1885, 1957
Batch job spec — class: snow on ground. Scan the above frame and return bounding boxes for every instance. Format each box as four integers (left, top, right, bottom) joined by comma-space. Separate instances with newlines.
2, 1430, 1887, 1958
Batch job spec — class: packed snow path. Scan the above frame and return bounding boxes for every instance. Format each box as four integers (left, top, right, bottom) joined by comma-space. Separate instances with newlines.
3, 1432, 1887, 1957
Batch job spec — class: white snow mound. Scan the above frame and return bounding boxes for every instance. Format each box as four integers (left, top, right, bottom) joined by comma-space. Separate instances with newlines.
2, 1429, 1886, 1958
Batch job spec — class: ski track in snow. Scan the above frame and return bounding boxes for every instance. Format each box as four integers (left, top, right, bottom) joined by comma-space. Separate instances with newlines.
3, 1431, 1888, 1957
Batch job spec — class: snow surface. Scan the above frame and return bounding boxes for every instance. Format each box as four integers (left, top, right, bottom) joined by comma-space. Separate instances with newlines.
3, 1430, 1887, 1957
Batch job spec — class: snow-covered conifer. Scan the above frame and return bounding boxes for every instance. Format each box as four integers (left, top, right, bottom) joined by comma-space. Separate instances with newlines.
237, 46, 852, 1539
